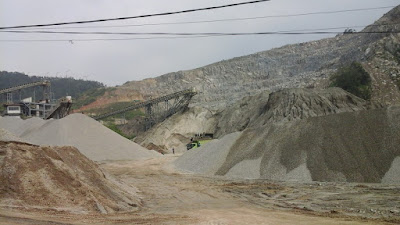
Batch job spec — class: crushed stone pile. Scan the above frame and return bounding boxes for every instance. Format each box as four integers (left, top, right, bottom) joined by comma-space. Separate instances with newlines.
174, 88, 400, 183
214, 88, 374, 138
0, 116, 46, 137
257, 88, 372, 123
0, 114, 159, 161
0, 141, 141, 213
176, 132, 242, 175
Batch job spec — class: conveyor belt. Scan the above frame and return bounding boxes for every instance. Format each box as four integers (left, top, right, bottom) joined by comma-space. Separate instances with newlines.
93, 88, 196, 120
0, 80, 50, 95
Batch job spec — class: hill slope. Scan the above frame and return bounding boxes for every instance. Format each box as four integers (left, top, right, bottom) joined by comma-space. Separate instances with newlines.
0, 71, 104, 102
86, 5, 400, 110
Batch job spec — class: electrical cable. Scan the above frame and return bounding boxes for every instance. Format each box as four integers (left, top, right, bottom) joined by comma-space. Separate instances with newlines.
1, 29, 398, 36
0, 30, 397, 43
1, 22, 398, 43
0, 0, 270, 30
14, 6, 395, 30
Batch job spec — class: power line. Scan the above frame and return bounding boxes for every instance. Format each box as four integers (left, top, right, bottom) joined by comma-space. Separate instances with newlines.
0, 0, 270, 30
16, 6, 395, 30
1, 22, 398, 43
1, 24, 398, 36
0, 30, 398, 43
8, 22, 400, 35
0, 35, 220, 42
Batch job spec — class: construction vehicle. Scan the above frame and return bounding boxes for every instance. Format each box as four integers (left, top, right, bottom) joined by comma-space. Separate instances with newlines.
186, 133, 214, 150
186, 140, 201, 150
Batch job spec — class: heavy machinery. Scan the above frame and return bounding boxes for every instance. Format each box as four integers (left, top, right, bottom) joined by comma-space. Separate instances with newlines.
186, 133, 214, 150
186, 140, 201, 150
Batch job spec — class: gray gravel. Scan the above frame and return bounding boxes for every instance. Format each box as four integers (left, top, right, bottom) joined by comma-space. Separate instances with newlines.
174, 102, 400, 183
174, 132, 242, 175
0, 114, 159, 161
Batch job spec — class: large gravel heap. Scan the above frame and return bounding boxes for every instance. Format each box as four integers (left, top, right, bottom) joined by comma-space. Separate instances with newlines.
174, 88, 400, 183
0, 141, 141, 213
0, 114, 159, 161
214, 87, 371, 138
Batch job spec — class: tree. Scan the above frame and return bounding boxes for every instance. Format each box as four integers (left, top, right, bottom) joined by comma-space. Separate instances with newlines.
330, 62, 371, 100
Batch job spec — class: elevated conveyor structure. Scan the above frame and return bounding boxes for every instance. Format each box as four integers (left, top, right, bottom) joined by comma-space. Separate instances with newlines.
44, 98, 73, 120
1, 80, 72, 119
93, 88, 197, 128
0, 80, 51, 103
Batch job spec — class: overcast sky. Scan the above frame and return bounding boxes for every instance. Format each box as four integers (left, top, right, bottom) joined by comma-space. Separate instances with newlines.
0, 0, 398, 86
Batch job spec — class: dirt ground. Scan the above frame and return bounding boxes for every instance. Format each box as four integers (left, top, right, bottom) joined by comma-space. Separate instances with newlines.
0, 154, 399, 224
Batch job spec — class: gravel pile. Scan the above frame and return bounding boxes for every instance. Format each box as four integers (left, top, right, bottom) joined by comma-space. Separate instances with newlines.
174, 89, 400, 183
0, 114, 159, 161
0, 116, 46, 137
175, 132, 242, 174
382, 157, 400, 184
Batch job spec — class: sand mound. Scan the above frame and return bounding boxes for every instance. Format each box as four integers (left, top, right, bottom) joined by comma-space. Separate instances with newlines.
175, 89, 400, 183
0, 141, 141, 213
1, 114, 159, 161
0, 129, 25, 143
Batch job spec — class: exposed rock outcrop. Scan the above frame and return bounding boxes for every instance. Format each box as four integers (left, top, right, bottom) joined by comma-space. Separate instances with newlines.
114, 6, 400, 110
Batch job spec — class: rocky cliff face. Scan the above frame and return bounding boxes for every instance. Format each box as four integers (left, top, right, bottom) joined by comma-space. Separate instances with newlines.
118, 6, 400, 110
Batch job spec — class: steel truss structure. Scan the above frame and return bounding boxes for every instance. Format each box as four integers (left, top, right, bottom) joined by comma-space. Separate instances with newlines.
93, 88, 197, 129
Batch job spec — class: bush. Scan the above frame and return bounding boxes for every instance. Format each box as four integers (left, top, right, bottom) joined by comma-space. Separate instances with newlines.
330, 62, 372, 100
105, 123, 135, 139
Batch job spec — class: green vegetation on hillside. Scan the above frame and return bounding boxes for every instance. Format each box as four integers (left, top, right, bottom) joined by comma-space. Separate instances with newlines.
72, 88, 107, 110
105, 123, 136, 140
0, 71, 104, 102
84, 101, 144, 119
330, 62, 372, 100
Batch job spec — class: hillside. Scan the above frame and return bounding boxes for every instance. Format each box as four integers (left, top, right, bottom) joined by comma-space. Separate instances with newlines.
78, 5, 400, 111
0, 71, 104, 102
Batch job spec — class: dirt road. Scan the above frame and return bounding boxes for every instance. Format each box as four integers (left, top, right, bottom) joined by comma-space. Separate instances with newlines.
1, 154, 399, 224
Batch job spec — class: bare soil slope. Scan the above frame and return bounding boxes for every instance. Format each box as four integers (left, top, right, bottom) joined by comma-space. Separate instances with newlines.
0, 141, 141, 214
